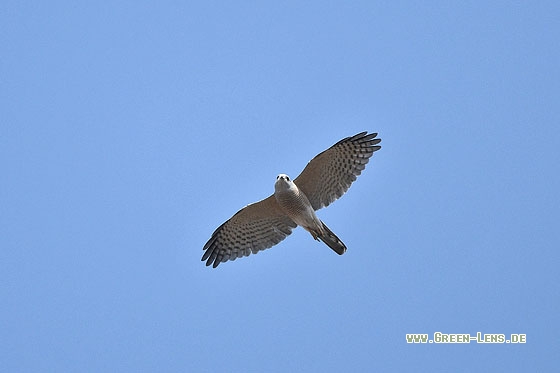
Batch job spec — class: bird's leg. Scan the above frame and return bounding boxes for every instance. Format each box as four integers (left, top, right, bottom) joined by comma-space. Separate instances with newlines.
303, 226, 321, 241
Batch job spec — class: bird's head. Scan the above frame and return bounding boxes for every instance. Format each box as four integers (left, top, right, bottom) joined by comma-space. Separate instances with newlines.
275, 173, 293, 192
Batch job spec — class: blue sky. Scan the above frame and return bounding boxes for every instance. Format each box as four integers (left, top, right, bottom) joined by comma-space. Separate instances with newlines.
2, 1, 559, 371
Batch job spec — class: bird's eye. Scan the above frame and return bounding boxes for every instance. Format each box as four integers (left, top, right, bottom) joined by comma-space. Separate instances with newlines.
286, 176, 290, 181
276, 175, 279, 180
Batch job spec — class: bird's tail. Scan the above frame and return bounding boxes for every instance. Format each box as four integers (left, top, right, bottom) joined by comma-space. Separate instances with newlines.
318, 221, 347, 255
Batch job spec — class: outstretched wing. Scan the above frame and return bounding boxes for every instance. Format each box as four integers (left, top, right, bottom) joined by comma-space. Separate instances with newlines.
202, 195, 297, 268
294, 132, 381, 210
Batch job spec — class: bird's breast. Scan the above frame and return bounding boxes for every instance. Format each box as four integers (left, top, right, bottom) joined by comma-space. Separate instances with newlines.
274, 186, 317, 227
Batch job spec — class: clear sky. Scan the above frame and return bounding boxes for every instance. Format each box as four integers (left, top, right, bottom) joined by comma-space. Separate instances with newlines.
2, 1, 559, 372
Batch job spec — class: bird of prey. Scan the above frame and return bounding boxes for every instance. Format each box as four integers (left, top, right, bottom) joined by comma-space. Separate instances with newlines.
202, 131, 381, 268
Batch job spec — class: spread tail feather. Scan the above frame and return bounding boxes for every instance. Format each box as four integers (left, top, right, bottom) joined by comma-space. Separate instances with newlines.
318, 221, 347, 255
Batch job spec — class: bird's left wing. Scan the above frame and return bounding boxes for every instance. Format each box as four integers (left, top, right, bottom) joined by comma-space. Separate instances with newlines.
294, 132, 381, 210
202, 195, 297, 268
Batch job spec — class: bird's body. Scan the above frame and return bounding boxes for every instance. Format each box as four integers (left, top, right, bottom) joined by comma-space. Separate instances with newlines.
274, 174, 319, 231
202, 131, 381, 268
274, 174, 346, 254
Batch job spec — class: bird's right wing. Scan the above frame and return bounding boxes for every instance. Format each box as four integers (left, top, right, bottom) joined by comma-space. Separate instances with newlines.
202, 195, 297, 268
